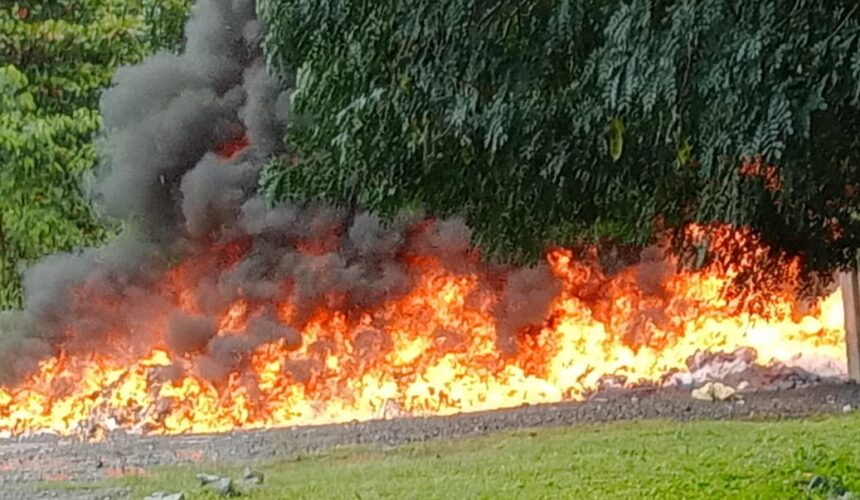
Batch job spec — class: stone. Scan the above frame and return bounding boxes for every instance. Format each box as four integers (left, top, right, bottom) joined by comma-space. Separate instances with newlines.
144, 493, 184, 500
242, 466, 264, 485
808, 475, 828, 490
196, 473, 223, 485
806, 474, 854, 499
712, 383, 737, 401
197, 473, 236, 496
207, 477, 235, 497
844, 404, 853, 413
691, 382, 736, 401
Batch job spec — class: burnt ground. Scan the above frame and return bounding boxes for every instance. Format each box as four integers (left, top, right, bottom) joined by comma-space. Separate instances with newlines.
3, 382, 860, 499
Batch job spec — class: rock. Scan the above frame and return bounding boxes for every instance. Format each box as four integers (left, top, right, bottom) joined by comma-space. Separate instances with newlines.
196, 473, 223, 485
843, 404, 853, 413
144, 493, 184, 500
806, 474, 853, 499
197, 473, 236, 496
207, 477, 235, 497
242, 466, 264, 485
691, 382, 737, 401
712, 383, 737, 401
808, 475, 828, 490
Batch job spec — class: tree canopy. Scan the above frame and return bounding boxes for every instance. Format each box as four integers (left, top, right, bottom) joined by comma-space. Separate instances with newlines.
260, 0, 860, 289
0, 0, 190, 308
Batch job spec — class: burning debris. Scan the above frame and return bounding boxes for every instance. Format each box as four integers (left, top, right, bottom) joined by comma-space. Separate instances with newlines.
663, 348, 841, 392
0, 0, 849, 440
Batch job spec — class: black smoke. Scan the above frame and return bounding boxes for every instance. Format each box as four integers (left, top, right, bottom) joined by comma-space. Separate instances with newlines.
0, 0, 561, 386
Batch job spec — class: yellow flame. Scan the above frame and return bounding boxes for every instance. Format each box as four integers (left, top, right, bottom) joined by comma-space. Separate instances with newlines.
0, 243, 847, 438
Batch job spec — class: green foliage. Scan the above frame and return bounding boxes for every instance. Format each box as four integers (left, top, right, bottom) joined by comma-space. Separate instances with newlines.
0, 0, 190, 308
261, 0, 860, 280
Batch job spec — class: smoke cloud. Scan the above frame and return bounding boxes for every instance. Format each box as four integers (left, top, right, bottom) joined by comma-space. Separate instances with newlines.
0, 0, 691, 391
0, 0, 569, 386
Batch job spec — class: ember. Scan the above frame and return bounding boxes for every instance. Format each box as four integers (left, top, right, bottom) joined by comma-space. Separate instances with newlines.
215, 134, 250, 161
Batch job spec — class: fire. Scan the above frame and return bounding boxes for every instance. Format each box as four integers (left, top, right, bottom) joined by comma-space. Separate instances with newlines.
6, 0, 846, 444
214, 134, 250, 160
0, 228, 846, 439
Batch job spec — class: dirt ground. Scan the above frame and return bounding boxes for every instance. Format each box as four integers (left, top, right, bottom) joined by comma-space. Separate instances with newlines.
2, 381, 859, 499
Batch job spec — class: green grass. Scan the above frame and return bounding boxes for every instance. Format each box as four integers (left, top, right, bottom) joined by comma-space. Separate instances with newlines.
45, 414, 860, 499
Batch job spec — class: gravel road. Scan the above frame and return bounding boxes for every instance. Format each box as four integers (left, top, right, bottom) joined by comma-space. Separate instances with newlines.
3, 382, 859, 499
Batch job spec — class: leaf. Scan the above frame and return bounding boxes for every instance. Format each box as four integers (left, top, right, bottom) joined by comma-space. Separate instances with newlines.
676, 137, 693, 166
608, 117, 625, 161
260, 0, 860, 279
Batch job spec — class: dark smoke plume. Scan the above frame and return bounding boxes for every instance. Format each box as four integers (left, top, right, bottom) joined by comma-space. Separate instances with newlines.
0, 0, 563, 385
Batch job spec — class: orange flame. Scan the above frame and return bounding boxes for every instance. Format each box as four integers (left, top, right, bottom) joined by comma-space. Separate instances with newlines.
0, 226, 846, 438
215, 134, 250, 161
740, 155, 783, 193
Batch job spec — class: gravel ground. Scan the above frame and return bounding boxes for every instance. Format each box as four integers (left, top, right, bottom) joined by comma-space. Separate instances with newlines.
3, 382, 860, 499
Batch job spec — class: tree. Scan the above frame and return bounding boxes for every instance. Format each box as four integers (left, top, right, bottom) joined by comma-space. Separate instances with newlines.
260, 0, 860, 291
0, 0, 190, 308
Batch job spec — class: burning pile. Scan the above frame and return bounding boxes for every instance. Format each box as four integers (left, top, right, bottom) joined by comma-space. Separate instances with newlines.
0, 0, 847, 439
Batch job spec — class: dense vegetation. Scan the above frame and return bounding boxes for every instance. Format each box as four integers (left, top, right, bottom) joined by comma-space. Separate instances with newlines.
0, 0, 190, 308
260, 0, 860, 287
3, 0, 859, 306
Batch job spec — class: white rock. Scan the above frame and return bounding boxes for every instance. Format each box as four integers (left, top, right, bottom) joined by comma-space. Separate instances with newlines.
105, 416, 120, 431
144, 493, 184, 500
691, 382, 737, 401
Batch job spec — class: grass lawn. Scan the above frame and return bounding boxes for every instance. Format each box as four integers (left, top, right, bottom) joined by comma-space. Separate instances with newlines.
52, 413, 860, 499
